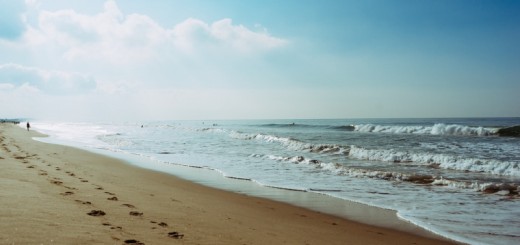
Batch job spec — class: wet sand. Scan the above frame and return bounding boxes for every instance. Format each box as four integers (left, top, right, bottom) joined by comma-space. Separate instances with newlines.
0, 124, 460, 244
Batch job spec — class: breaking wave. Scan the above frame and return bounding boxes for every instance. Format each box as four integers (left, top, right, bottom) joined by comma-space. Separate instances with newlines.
190, 124, 520, 179
353, 123, 498, 136
253, 153, 520, 195
199, 122, 501, 137
229, 131, 348, 154
350, 146, 520, 176
331, 125, 356, 131
229, 131, 520, 177
254, 122, 503, 136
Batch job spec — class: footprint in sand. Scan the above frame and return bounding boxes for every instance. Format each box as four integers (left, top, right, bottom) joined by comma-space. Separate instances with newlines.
151, 221, 168, 227
107, 196, 118, 201
105, 191, 116, 195
122, 204, 136, 208
124, 239, 145, 245
60, 191, 74, 196
50, 180, 63, 185
158, 222, 168, 227
129, 211, 143, 216
75, 200, 92, 205
167, 231, 184, 239
87, 210, 106, 216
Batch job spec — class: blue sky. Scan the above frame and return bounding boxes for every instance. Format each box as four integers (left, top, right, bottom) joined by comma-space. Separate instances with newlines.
0, 0, 519, 121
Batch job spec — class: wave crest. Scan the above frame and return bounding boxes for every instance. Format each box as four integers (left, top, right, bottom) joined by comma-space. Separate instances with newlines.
349, 146, 520, 176
259, 153, 520, 194
354, 123, 498, 136
212, 127, 519, 177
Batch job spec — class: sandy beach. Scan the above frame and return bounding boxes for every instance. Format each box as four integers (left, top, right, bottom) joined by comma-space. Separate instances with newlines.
0, 123, 459, 245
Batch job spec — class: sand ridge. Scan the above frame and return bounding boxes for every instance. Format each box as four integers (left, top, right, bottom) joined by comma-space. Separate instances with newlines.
0, 124, 460, 244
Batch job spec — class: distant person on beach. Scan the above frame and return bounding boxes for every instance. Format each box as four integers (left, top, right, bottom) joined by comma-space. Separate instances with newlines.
26, 122, 30, 131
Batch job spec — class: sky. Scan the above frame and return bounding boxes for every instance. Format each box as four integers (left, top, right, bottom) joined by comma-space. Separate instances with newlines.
0, 0, 519, 121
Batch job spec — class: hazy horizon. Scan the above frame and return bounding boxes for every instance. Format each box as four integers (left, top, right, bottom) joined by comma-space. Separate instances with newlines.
1, 0, 519, 121
7, 116, 520, 125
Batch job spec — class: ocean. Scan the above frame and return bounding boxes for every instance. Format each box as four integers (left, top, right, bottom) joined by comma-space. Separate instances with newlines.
29, 118, 520, 245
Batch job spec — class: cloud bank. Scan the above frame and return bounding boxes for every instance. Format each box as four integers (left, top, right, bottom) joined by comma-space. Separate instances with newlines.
0, 0, 292, 120
24, 1, 287, 63
0, 63, 96, 94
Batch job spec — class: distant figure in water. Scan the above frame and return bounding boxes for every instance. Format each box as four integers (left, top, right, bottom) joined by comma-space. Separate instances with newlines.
26, 122, 30, 131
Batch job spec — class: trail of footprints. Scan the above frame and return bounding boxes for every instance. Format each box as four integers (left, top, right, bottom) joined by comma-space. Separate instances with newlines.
2, 136, 184, 244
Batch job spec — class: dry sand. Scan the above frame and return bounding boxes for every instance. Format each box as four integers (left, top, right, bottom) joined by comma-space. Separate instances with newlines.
0, 123, 460, 244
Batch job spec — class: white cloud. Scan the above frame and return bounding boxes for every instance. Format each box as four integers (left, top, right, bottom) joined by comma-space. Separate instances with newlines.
30, 1, 162, 62
23, 0, 287, 63
170, 18, 287, 54
210, 18, 287, 52
170, 18, 212, 52
0, 1, 296, 121
0, 63, 96, 94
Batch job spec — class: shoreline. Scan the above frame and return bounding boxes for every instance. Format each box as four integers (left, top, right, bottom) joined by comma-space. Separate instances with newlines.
90, 147, 450, 239
1, 124, 460, 244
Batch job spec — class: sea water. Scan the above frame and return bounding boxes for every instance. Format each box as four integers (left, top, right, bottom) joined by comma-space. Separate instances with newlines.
30, 118, 520, 245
